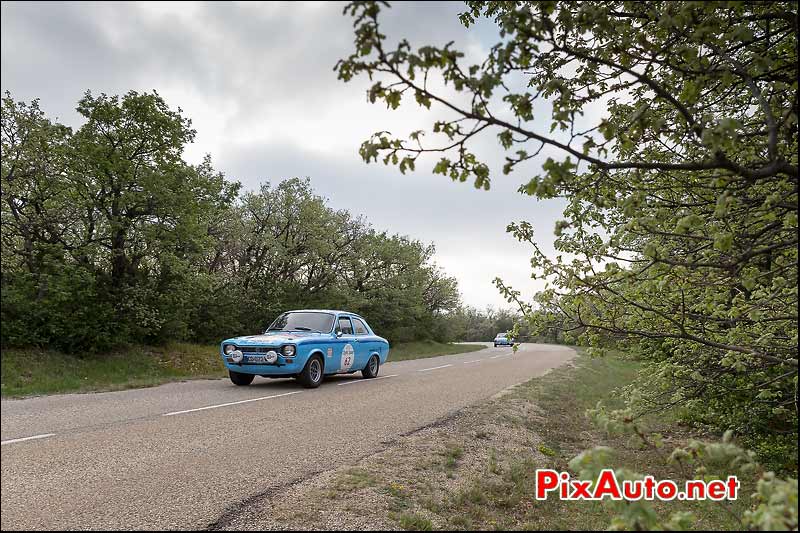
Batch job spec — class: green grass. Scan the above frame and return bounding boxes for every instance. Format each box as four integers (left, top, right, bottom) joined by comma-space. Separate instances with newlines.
322, 468, 380, 499
332, 468, 379, 491
1, 339, 485, 398
397, 512, 433, 531
1, 343, 225, 397
389, 340, 485, 362
439, 443, 465, 470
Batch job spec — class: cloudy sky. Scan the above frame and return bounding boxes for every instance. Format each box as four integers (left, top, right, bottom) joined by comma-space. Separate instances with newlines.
1, 1, 569, 310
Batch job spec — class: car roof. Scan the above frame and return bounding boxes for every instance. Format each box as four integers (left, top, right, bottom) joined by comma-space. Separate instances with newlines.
287, 309, 365, 318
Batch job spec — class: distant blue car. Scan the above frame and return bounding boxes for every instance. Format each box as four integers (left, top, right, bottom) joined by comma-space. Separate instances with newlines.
494, 333, 514, 347
221, 310, 390, 388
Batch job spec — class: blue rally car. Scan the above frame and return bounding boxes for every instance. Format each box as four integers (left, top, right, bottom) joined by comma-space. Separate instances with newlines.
221, 310, 390, 388
494, 332, 514, 347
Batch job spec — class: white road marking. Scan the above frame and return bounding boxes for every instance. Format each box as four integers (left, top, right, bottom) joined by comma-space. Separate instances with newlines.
1, 433, 56, 446
337, 374, 398, 386
491, 354, 514, 359
162, 391, 303, 417
417, 364, 453, 372
462, 360, 482, 364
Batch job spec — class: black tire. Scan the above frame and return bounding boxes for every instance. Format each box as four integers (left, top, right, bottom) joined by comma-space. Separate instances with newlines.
298, 354, 324, 388
494, 343, 498, 347
362, 354, 380, 379
229, 370, 254, 386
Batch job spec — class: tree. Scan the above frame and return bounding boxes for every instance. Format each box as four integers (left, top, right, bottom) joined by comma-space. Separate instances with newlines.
1, 91, 238, 349
2, 90, 464, 350
440, 305, 524, 342
1, 95, 73, 277
336, 1, 797, 465
1, 95, 91, 347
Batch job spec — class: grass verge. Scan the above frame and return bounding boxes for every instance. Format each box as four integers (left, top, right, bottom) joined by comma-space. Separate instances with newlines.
1, 343, 225, 397
1, 340, 485, 398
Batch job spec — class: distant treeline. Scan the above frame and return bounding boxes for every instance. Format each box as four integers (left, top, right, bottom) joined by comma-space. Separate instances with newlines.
1, 92, 463, 352
440, 306, 559, 344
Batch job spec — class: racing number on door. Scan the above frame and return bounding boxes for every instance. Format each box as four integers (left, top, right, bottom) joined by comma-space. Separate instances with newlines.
341, 343, 355, 371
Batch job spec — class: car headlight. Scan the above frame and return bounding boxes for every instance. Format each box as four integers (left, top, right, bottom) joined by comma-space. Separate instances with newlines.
224, 344, 236, 355
282, 345, 296, 357
265, 350, 279, 364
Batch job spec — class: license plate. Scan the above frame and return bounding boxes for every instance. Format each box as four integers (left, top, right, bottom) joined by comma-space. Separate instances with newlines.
246, 355, 265, 363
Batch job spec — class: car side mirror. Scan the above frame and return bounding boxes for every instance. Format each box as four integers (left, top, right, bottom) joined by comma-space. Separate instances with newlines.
336, 331, 343, 338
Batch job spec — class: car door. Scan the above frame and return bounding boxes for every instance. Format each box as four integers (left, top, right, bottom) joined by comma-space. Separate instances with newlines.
351, 317, 373, 369
335, 316, 358, 373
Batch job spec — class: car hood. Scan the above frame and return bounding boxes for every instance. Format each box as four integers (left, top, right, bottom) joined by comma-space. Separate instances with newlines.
224, 331, 328, 345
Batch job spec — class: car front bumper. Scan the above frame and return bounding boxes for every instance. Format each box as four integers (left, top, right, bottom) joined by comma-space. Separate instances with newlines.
222, 357, 303, 375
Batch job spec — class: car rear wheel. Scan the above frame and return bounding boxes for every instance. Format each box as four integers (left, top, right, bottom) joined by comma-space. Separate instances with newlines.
298, 354, 324, 388
229, 370, 254, 386
362, 354, 380, 379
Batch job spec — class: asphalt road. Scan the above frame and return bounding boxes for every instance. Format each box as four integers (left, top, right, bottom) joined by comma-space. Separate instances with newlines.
1, 342, 576, 530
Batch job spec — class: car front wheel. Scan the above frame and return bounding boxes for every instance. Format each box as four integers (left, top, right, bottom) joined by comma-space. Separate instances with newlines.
298, 354, 324, 388
229, 370, 254, 386
362, 354, 380, 379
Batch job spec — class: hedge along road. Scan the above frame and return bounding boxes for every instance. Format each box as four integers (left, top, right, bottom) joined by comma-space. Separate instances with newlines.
0, 343, 576, 530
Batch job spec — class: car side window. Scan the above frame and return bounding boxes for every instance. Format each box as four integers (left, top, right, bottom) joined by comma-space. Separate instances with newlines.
353, 318, 369, 335
337, 317, 354, 335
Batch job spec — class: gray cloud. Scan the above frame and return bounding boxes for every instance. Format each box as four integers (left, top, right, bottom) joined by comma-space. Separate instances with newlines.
2, 1, 567, 309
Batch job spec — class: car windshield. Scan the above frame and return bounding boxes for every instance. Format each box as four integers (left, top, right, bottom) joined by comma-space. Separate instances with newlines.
267, 312, 334, 333
496, 334, 506, 339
